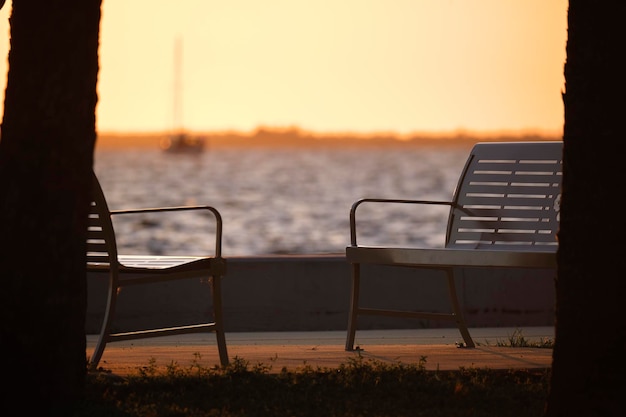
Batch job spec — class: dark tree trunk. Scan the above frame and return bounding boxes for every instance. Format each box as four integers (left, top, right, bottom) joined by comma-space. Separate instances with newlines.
0, 0, 101, 413
546, 1, 626, 416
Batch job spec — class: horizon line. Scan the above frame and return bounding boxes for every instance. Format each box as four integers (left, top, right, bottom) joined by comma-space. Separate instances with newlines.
97, 126, 563, 139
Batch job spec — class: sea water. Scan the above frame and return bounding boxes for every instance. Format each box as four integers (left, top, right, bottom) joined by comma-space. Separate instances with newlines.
94, 145, 472, 257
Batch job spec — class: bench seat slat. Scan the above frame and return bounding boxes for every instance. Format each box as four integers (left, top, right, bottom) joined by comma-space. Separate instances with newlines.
117, 254, 208, 269
346, 246, 557, 269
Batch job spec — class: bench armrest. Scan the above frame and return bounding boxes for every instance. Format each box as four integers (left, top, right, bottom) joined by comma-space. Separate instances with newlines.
350, 198, 463, 246
110, 205, 224, 258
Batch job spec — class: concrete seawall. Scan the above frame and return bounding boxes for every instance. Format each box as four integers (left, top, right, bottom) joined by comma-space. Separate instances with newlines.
86, 255, 556, 334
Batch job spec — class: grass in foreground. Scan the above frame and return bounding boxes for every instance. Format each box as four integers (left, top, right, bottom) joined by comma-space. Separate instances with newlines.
77, 355, 551, 417
493, 328, 555, 349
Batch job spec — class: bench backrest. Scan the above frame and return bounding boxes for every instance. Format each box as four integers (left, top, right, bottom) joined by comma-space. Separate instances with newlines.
86, 174, 119, 271
445, 141, 562, 252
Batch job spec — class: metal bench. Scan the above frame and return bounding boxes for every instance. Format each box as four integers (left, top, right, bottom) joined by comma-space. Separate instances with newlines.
87, 172, 228, 370
345, 141, 562, 350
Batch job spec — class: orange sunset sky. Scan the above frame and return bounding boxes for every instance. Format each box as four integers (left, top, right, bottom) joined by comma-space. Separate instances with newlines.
0, 0, 567, 136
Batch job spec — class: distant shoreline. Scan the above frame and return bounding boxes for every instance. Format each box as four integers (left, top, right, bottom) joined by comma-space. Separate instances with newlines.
96, 128, 561, 150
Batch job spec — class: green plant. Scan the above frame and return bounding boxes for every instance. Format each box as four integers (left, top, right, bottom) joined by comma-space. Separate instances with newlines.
496, 328, 555, 348
78, 355, 551, 417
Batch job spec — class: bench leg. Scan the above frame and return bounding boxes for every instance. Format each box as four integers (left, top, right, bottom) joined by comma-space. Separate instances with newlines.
445, 268, 475, 348
210, 274, 229, 366
345, 263, 361, 351
89, 274, 118, 371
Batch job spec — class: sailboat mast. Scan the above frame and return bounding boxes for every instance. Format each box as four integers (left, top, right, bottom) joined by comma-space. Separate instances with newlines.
162, 35, 204, 153
173, 36, 183, 134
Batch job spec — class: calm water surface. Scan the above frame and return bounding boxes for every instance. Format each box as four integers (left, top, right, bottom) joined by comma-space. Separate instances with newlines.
94, 146, 472, 257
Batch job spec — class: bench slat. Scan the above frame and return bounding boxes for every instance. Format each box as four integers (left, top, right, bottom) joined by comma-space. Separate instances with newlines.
459, 196, 557, 207
346, 246, 557, 268
466, 173, 560, 183
465, 183, 559, 194
455, 207, 556, 217
474, 164, 560, 170
456, 218, 556, 230
450, 233, 558, 244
